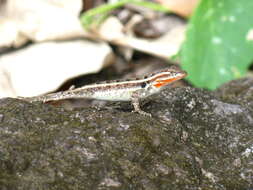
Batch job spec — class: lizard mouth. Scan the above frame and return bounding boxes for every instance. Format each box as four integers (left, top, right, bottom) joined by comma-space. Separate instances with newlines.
153, 72, 187, 88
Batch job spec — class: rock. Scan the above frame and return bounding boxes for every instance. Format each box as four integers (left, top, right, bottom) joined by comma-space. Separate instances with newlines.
215, 77, 253, 110
0, 82, 252, 189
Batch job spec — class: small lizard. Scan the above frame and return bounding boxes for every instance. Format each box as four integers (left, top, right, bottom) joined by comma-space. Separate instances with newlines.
20, 67, 187, 117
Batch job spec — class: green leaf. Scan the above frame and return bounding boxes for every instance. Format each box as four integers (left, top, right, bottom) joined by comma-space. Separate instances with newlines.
181, 0, 253, 90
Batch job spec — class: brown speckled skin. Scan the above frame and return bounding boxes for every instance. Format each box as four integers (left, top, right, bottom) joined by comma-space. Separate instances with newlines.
21, 67, 186, 116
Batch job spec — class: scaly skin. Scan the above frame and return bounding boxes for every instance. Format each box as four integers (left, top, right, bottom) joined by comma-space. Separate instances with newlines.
20, 67, 187, 116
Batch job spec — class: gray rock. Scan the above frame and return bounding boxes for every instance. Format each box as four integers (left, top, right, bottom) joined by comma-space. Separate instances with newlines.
0, 80, 252, 190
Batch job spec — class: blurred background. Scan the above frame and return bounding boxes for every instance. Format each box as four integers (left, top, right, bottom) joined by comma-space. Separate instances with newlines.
0, 0, 252, 98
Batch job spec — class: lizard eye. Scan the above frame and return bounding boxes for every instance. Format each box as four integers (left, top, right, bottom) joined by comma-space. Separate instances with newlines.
141, 82, 147, 88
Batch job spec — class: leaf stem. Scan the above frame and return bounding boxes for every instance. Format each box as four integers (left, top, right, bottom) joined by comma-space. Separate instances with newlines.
80, 0, 170, 29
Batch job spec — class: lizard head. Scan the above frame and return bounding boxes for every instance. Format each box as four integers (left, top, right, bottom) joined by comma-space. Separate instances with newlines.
149, 67, 187, 89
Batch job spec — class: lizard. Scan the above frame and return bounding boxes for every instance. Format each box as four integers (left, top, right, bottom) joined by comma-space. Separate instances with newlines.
20, 67, 187, 117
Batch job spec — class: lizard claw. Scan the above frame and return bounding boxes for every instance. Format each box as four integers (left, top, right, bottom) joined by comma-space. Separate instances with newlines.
132, 110, 152, 117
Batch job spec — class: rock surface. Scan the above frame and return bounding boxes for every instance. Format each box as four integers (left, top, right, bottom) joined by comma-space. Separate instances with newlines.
0, 78, 252, 190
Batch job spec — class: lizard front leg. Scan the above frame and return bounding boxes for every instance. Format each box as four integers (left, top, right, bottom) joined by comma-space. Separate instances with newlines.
131, 90, 152, 117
